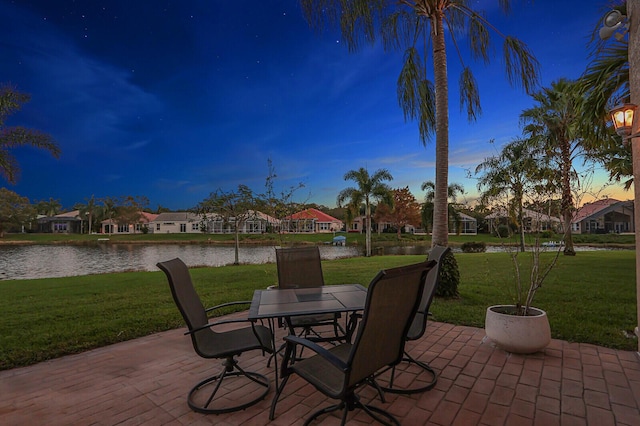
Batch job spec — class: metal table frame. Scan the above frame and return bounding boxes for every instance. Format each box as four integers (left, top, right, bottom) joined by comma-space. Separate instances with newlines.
248, 284, 367, 385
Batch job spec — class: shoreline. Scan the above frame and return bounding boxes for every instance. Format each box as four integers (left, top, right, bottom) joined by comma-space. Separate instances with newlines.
0, 238, 633, 250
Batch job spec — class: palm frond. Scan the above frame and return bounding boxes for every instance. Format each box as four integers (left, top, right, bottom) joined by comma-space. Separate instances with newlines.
503, 36, 540, 95
459, 67, 481, 121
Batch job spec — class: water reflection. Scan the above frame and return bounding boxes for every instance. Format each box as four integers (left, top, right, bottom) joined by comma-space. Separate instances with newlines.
0, 244, 362, 280
0, 243, 619, 280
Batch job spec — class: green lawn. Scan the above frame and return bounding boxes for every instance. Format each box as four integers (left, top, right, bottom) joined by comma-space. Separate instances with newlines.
0, 250, 637, 371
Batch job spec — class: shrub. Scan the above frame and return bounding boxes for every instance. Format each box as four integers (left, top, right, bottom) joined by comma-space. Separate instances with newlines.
461, 241, 486, 253
496, 224, 510, 238
436, 251, 460, 298
540, 230, 554, 238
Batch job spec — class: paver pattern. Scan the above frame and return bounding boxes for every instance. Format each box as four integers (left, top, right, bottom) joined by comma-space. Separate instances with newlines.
1, 316, 639, 425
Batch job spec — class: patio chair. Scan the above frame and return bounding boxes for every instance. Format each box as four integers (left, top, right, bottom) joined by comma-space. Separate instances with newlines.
379, 245, 451, 394
275, 246, 346, 343
157, 258, 273, 414
269, 260, 435, 425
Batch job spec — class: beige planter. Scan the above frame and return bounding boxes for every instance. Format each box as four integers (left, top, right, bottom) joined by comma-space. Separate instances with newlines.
485, 305, 551, 354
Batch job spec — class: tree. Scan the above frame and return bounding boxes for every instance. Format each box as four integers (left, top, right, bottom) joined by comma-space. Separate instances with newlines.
114, 196, 149, 233
520, 79, 594, 256
475, 138, 552, 252
420, 180, 464, 235
375, 187, 421, 238
74, 195, 97, 234
36, 197, 61, 217
0, 187, 35, 237
580, 2, 631, 186
337, 167, 393, 257
196, 185, 257, 265
97, 197, 117, 234
0, 85, 60, 183
300, 1, 539, 249
260, 158, 306, 237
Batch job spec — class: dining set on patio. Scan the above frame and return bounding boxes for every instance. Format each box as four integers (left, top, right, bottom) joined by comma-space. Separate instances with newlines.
156, 245, 450, 425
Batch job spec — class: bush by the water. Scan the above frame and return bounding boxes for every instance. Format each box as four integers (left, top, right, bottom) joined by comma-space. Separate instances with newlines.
496, 224, 510, 238
436, 251, 460, 298
461, 241, 486, 253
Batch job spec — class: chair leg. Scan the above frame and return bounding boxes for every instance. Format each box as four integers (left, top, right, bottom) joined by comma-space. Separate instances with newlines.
366, 376, 386, 403
379, 350, 438, 394
269, 373, 290, 420
188, 357, 270, 414
303, 393, 399, 426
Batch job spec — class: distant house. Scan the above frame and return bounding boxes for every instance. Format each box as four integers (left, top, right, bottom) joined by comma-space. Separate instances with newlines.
283, 208, 343, 233
148, 212, 202, 234
101, 212, 158, 234
571, 199, 634, 234
204, 210, 279, 234
38, 210, 84, 233
484, 208, 562, 234
451, 212, 478, 235
347, 216, 367, 233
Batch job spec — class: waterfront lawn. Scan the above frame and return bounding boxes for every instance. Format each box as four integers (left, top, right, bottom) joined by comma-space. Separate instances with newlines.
0, 251, 636, 370
1, 230, 635, 247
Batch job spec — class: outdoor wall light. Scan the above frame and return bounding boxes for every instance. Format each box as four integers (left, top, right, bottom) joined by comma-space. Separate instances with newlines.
599, 9, 628, 41
610, 103, 639, 140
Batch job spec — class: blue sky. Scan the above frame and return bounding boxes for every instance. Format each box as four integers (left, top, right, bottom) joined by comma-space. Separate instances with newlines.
0, 0, 625, 211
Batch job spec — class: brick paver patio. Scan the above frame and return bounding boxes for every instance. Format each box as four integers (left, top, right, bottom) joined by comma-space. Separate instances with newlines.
1, 318, 639, 425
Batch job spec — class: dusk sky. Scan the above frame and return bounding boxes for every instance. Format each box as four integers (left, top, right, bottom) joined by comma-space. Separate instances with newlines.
0, 0, 626, 211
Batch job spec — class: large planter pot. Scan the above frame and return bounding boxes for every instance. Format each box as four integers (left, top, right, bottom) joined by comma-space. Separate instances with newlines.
485, 305, 551, 354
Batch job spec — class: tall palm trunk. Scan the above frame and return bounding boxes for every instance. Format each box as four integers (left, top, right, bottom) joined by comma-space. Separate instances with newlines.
431, 12, 450, 247
626, 0, 640, 353
365, 198, 372, 257
560, 139, 575, 255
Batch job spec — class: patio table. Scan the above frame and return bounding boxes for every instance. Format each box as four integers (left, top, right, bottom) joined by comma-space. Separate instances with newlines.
248, 284, 367, 384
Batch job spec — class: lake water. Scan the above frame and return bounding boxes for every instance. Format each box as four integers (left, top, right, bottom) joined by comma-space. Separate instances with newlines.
0, 244, 362, 280
0, 243, 618, 280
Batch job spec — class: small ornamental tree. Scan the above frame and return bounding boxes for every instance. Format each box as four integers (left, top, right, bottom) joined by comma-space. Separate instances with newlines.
0, 187, 34, 237
196, 185, 257, 265
375, 187, 421, 238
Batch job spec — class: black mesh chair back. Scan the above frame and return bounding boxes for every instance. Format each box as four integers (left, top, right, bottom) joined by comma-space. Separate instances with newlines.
157, 258, 273, 414
275, 246, 345, 343
407, 245, 451, 340
159, 258, 213, 356
380, 245, 451, 395
276, 246, 325, 288
347, 260, 434, 388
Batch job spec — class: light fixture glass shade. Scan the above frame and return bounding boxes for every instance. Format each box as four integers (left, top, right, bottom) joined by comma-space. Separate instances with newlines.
603, 10, 623, 28
610, 103, 637, 137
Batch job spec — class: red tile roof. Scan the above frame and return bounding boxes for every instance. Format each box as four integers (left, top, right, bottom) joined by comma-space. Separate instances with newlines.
290, 208, 341, 223
573, 199, 620, 223
140, 212, 159, 223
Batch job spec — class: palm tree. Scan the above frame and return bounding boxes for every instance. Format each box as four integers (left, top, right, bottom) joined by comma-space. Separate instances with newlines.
420, 180, 464, 235
300, 1, 539, 248
520, 79, 594, 256
98, 197, 117, 235
475, 138, 549, 252
0, 85, 60, 183
74, 195, 97, 234
37, 197, 61, 217
337, 167, 393, 257
580, 2, 631, 185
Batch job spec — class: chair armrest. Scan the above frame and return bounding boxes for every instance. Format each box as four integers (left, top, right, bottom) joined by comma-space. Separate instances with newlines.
185, 317, 255, 335
283, 335, 348, 372
205, 300, 252, 313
